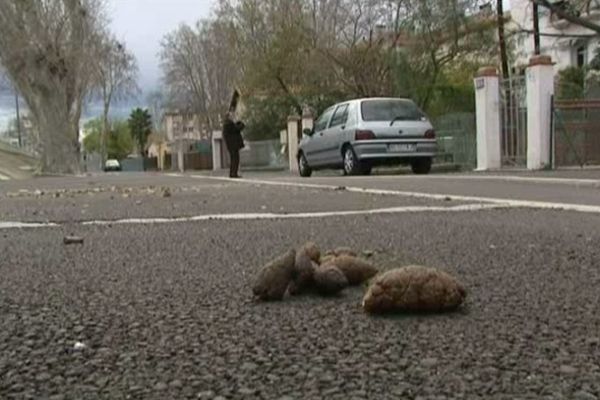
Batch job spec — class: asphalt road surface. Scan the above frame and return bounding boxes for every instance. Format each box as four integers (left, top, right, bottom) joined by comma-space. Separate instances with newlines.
1, 171, 600, 400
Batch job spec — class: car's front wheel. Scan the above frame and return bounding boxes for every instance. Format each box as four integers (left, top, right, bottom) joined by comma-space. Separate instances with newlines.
411, 157, 432, 175
298, 152, 312, 177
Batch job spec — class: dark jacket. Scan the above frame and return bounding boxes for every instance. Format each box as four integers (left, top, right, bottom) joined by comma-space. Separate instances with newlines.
223, 119, 245, 151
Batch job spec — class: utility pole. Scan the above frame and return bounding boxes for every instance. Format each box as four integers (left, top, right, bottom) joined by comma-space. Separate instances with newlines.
14, 91, 22, 148
497, 0, 510, 79
533, 2, 541, 55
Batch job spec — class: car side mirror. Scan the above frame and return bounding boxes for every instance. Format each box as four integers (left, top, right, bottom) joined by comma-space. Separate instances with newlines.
303, 128, 314, 137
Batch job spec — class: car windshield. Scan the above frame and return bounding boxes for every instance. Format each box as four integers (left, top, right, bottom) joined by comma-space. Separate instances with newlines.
361, 99, 425, 122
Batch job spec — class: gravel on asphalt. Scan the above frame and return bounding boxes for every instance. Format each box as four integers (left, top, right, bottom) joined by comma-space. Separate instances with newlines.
1, 207, 600, 399
0, 182, 466, 224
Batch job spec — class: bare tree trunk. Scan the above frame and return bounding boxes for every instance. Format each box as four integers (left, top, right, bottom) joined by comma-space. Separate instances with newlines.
35, 101, 81, 174
0, 0, 105, 175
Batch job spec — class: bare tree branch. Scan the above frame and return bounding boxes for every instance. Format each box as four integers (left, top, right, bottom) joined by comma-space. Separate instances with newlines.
93, 36, 138, 162
532, 0, 600, 35
515, 28, 597, 38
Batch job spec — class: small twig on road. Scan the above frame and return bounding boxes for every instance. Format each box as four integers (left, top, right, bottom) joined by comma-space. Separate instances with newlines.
63, 236, 84, 245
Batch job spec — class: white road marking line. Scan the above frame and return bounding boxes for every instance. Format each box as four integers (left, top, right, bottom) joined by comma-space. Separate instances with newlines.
80, 204, 506, 226
0, 204, 506, 230
338, 174, 600, 187
183, 174, 600, 215
0, 173, 10, 181
0, 222, 59, 229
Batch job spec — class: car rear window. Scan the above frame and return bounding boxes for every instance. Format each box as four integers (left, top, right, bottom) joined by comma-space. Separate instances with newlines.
361, 99, 425, 122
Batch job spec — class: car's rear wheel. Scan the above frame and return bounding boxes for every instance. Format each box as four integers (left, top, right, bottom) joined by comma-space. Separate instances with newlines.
298, 152, 312, 177
411, 157, 432, 175
343, 146, 363, 176
343, 146, 371, 176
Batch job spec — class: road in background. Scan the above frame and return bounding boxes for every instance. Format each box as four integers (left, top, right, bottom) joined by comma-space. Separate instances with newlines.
225, 171, 600, 207
1, 171, 599, 399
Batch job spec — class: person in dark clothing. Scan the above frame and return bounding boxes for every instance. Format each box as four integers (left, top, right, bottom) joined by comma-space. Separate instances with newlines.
222, 112, 245, 178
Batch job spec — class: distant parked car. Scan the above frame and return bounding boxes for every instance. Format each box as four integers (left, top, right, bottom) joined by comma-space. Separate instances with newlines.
104, 159, 121, 172
297, 98, 437, 177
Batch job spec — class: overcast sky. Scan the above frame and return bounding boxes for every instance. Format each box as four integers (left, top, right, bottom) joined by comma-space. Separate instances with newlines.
108, 0, 216, 93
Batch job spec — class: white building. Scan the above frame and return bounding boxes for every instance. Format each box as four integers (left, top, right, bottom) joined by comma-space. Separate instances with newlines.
510, 0, 600, 73
162, 110, 208, 143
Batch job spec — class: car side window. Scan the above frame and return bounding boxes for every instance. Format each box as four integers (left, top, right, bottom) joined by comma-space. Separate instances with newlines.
314, 107, 335, 133
329, 104, 349, 129
344, 103, 357, 127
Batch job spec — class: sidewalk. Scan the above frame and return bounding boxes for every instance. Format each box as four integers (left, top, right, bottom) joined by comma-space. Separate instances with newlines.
470, 166, 600, 180
0, 147, 36, 180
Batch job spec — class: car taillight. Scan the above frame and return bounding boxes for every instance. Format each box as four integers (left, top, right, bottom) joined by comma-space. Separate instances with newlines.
425, 129, 436, 139
355, 130, 376, 140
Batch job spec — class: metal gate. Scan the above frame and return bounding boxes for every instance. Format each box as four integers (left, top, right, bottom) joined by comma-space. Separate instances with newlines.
552, 99, 600, 167
500, 76, 528, 166
434, 112, 477, 169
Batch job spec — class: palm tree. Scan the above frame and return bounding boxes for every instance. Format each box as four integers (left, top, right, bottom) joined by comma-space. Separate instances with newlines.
128, 108, 152, 156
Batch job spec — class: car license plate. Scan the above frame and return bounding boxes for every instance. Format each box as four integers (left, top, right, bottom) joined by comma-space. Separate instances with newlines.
388, 144, 416, 152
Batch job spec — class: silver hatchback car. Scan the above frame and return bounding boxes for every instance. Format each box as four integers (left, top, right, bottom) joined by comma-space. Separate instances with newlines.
298, 97, 437, 176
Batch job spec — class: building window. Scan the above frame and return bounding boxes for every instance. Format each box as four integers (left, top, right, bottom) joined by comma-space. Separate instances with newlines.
576, 46, 586, 67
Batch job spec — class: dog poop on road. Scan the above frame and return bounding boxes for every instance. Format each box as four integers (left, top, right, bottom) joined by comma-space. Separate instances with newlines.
253, 242, 379, 301
362, 265, 467, 314
313, 264, 348, 295
252, 249, 296, 301
329, 255, 379, 285
252, 244, 466, 316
